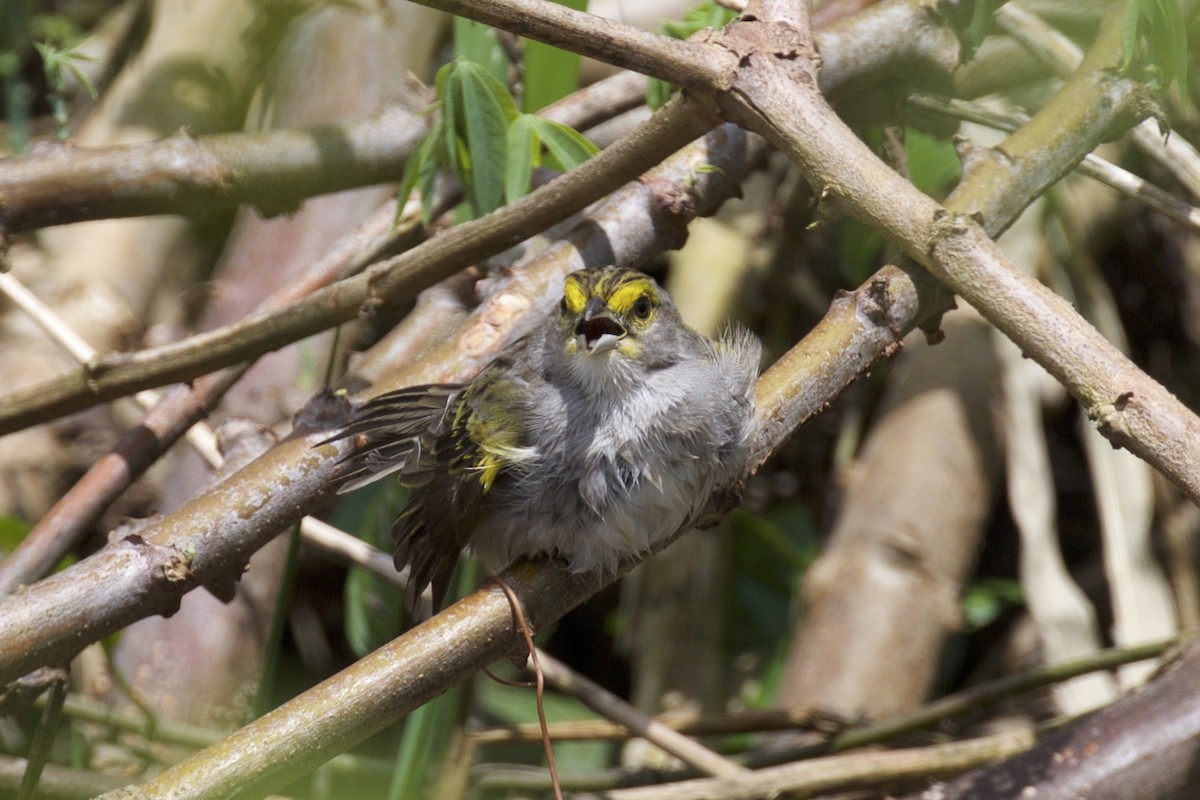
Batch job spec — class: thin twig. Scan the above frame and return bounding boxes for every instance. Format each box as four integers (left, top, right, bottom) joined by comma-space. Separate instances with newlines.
830, 638, 1173, 751
469, 638, 1171, 750
571, 729, 1038, 800
906, 92, 1200, 232
536, 649, 748, 778
997, 1, 1200, 200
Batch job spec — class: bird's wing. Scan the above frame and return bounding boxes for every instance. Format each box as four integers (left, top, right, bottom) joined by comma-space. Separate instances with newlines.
399, 360, 538, 610
325, 383, 463, 493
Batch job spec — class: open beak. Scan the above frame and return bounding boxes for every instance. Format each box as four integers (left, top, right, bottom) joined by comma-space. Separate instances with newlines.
575, 297, 626, 354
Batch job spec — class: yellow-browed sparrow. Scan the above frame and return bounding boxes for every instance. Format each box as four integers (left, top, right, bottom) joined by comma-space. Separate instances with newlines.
330, 266, 761, 609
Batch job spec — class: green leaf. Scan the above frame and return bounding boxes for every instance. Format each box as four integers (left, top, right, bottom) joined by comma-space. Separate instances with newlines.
648, 2, 738, 107
345, 564, 405, 658
1153, 0, 1189, 95
523, 0, 588, 112
340, 485, 407, 658
1121, 0, 1142, 71
728, 503, 817, 654
453, 16, 509, 85
662, 1, 736, 39
962, 579, 1024, 632
416, 122, 444, 224
388, 685, 466, 800
646, 77, 674, 110
440, 62, 463, 175
0, 514, 74, 572
961, 0, 996, 55
838, 218, 886, 285
1120, 0, 1190, 95
457, 61, 516, 215
395, 122, 440, 227
905, 128, 961, 197
529, 116, 598, 172
505, 114, 538, 202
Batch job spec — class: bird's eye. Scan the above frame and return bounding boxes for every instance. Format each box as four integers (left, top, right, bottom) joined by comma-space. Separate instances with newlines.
632, 295, 652, 320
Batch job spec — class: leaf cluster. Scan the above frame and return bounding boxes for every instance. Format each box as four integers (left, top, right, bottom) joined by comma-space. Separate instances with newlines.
1121, 0, 1190, 95
398, 58, 597, 223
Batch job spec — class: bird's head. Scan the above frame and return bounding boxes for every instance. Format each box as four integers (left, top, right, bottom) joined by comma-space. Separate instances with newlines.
556, 266, 684, 393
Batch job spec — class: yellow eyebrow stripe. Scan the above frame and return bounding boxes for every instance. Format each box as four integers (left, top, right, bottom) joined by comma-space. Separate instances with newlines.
606, 279, 656, 315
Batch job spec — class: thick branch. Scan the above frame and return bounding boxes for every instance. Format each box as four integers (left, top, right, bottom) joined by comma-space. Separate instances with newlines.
733, 5, 1200, 503
0, 106, 426, 232
96, 565, 603, 800
917, 640, 1200, 800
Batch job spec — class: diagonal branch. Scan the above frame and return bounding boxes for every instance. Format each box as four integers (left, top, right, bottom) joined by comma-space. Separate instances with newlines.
0, 94, 718, 435
714, 3, 1200, 503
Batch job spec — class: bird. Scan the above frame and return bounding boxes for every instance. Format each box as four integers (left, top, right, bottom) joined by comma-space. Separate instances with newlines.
327, 265, 761, 610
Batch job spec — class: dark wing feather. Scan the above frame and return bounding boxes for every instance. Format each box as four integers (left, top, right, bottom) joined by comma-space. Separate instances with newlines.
393, 473, 484, 611
327, 359, 535, 611
324, 384, 463, 493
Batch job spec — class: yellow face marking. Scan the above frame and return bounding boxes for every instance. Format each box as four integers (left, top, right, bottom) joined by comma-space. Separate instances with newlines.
562, 275, 589, 316
606, 279, 657, 316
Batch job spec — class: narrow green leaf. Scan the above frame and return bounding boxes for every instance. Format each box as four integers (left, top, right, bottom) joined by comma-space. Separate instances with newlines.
1122, 0, 1190, 94
522, 0, 588, 112
453, 16, 509, 85
458, 61, 515, 214
334, 485, 408, 658
387, 686, 466, 800
505, 114, 538, 202
1121, 0, 1142, 71
419, 127, 447, 224
646, 77, 674, 110
530, 116, 598, 172
441, 63, 464, 177
396, 125, 434, 214
434, 59, 454, 99
1155, 0, 1189, 95
662, 2, 735, 38
962, 0, 996, 54
345, 562, 405, 658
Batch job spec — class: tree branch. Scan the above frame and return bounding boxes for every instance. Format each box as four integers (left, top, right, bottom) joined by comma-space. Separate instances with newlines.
0, 106, 427, 232
726, 4, 1200, 503
403, 0, 730, 90
0, 95, 718, 434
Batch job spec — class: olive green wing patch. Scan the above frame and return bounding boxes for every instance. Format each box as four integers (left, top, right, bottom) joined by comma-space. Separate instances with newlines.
446, 366, 539, 492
